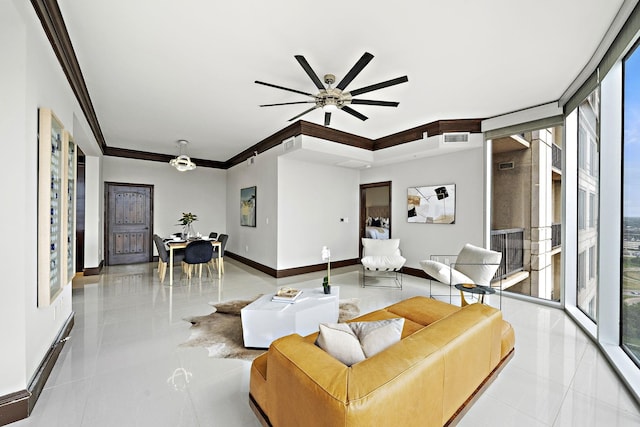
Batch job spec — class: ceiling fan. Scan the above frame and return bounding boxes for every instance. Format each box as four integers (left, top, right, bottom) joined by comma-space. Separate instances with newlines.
255, 52, 408, 126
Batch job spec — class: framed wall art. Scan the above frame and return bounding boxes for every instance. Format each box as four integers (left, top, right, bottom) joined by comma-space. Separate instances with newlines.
241, 186, 257, 227
37, 108, 76, 307
407, 184, 456, 224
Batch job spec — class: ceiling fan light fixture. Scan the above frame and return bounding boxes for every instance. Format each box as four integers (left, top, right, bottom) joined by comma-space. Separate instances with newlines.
323, 103, 338, 112
256, 53, 408, 126
322, 97, 339, 112
170, 140, 196, 172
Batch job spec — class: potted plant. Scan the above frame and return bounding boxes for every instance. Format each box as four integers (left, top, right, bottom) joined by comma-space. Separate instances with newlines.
322, 276, 331, 294
321, 246, 331, 294
178, 212, 198, 238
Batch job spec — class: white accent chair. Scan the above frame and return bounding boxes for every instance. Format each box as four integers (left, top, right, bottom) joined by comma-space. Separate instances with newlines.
361, 238, 406, 289
419, 243, 502, 306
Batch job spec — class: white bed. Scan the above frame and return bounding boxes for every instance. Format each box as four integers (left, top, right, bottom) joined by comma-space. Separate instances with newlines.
365, 205, 390, 239
365, 226, 389, 239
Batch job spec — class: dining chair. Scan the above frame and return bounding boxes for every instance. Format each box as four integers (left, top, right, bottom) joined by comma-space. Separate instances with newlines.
209, 232, 218, 240
211, 234, 228, 274
183, 240, 214, 279
153, 234, 185, 283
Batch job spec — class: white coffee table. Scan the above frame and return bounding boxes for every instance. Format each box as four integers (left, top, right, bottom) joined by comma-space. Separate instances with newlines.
241, 286, 339, 348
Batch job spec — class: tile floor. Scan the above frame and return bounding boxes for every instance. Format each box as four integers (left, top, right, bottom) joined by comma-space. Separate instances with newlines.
11, 259, 640, 426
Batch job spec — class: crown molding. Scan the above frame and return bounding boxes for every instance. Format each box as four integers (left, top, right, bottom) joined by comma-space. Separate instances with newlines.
32, 1, 483, 170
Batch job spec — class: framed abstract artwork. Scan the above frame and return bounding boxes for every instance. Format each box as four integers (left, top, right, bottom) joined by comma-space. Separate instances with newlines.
37, 108, 76, 306
241, 186, 257, 227
407, 184, 456, 224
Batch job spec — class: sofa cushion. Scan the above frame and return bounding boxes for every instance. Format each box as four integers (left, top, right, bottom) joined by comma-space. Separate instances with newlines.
385, 296, 461, 327
419, 259, 473, 285
316, 318, 405, 366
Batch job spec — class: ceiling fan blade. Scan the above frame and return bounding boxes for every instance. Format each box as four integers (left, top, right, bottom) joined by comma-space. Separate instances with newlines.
294, 55, 325, 90
336, 52, 374, 90
288, 106, 319, 122
255, 80, 314, 97
324, 112, 331, 126
350, 99, 399, 107
341, 106, 368, 121
348, 76, 409, 97
259, 101, 316, 107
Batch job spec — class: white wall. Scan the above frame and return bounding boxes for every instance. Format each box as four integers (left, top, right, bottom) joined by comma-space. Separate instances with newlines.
102, 157, 227, 250
84, 155, 103, 267
0, 0, 99, 395
0, 1, 29, 395
277, 157, 360, 269
361, 148, 485, 268
226, 148, 279, 268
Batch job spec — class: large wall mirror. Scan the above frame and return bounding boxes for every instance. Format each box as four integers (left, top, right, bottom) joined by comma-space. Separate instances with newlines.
360, 181, 392, 256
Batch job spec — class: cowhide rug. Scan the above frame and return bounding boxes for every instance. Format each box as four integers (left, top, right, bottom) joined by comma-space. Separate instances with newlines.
181, 296, 360, 360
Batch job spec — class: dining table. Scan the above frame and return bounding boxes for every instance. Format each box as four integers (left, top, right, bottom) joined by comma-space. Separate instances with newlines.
166, 238, 222, 286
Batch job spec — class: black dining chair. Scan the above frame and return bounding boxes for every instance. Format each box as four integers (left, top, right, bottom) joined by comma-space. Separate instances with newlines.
210, 234, 229, 274
153, 234, 185, 283
183, 239, 214, 279
208, 232, 218, 240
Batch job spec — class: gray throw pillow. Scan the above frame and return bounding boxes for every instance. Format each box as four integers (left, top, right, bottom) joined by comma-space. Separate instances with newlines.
316, 318, 405, 366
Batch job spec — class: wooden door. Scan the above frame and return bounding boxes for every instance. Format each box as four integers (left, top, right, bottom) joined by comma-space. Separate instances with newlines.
106, 183, 153, 265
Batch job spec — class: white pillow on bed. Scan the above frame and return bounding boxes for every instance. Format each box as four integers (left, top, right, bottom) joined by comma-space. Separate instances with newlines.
419, 259, 474, 285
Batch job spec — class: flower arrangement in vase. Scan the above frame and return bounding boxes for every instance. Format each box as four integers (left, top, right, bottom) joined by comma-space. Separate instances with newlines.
178, 212, 198, 238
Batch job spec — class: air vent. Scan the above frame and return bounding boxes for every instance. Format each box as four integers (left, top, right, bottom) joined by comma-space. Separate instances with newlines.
442, 132, 470, 143
283, 137, 295, 151
498, 161, 514, 170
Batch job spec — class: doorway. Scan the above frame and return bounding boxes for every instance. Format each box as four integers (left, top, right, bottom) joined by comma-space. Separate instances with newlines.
105, 182, 154, 265
359, 181, 392, 257
75, 148, 85, 272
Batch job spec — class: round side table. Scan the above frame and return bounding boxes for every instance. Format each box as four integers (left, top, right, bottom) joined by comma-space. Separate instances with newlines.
454, 283, 496, 306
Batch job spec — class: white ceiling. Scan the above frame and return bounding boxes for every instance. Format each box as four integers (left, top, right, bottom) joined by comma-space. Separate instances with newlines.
57, 0, 624, 162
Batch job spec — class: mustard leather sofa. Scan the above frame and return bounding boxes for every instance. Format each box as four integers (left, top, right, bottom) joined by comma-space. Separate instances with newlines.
249, 296, 515, 427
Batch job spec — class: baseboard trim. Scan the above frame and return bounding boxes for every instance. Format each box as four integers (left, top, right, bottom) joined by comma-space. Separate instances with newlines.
276, 258, 360, 278
0, 313, 74, 426
0, 390, 30, 426
225, 252, 277, 276
225, 252, 359, 278
83, 260, 104, 276
28, 313, 75, 413
402, 266, 431, 280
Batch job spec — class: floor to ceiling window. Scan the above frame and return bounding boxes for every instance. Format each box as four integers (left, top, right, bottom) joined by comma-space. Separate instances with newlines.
491, 128, 563, 302
577, 89, 600, 321
623, 40, 640, 365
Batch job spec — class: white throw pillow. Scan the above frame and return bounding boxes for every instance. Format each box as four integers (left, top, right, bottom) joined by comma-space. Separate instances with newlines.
361, 255, 406, 270
316, 323, 366, 366
349, 318, 404, 358
454, 244, 502, 285
361, 238, 401, 257
419, 259, 474, 285
316, 318, 405, 366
